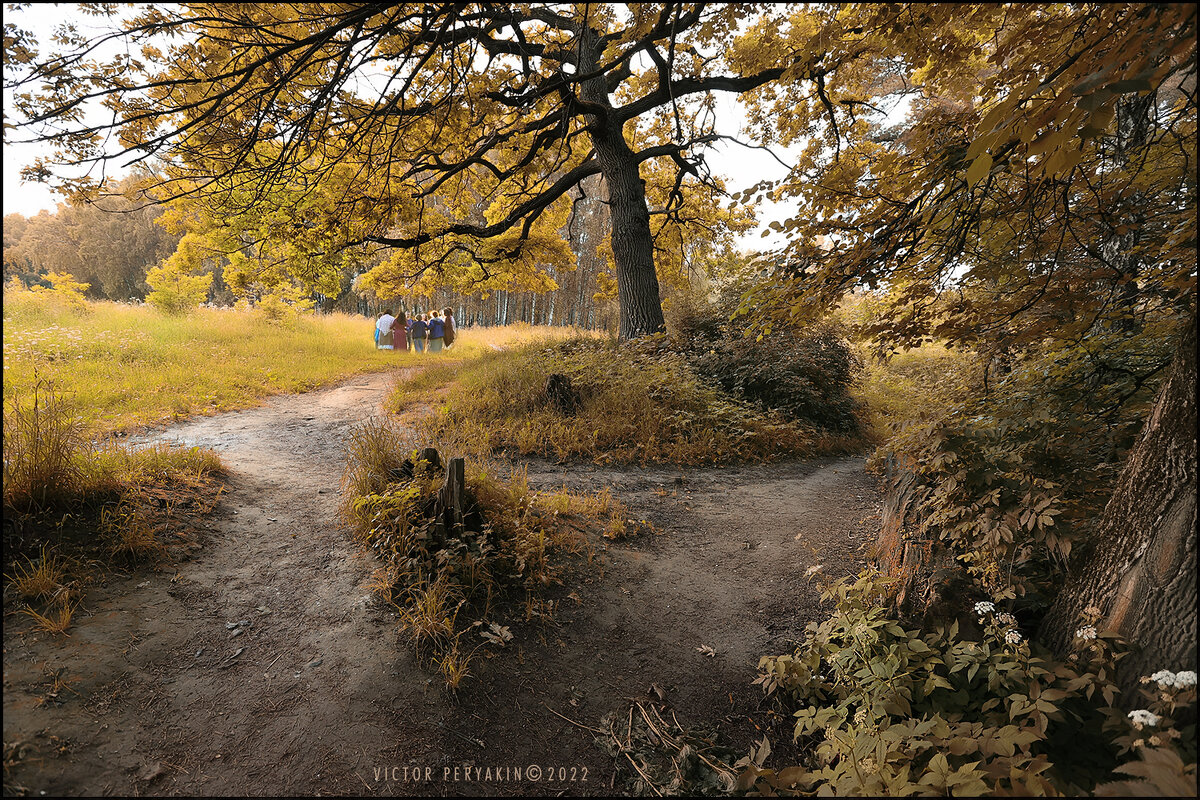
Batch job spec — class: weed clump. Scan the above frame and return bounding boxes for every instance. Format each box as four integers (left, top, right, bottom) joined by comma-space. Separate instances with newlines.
342, 418, 610, 687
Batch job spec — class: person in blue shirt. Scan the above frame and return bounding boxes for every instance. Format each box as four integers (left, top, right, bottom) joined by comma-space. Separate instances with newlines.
410, 313, 428, 353
427, 310, 446, 352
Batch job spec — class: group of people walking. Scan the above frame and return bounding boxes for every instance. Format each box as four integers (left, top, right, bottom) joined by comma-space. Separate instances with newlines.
375, 308, 456, 353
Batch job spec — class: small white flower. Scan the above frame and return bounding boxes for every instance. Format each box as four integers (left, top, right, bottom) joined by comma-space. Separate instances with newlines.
1075, 626, 1098, 641
1128, 709, 1160, 728
1150, 670, 1177, 688
1174, 670, 1197, 688
996, 612, 1017, 627
974, 601, 995, 615
1005, 629, 1023, 645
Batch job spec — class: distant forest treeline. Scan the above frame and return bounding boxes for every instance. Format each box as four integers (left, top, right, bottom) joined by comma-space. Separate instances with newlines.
3, 177, 619, 328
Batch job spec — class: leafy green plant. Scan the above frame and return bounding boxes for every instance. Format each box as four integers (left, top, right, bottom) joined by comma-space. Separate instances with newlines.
742, 572, 1133, 796
872, 322, 1179, 609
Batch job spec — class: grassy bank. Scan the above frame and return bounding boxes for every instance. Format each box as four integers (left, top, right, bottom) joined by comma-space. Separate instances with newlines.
2, 288, 589, 435
391, 337, 862, 465
4, 377, 226, 634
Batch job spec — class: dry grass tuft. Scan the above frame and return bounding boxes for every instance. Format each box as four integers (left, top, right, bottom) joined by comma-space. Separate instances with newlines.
100, 501, 166, 561
5, 545, 67, 601
2, 377, 83, 511
19, 593, 76, 635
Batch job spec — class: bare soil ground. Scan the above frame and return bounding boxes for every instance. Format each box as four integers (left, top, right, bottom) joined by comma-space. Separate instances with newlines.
3, 369, 881, 796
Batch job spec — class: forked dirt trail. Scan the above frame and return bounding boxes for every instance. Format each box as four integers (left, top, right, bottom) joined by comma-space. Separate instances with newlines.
3, 369, 881, 796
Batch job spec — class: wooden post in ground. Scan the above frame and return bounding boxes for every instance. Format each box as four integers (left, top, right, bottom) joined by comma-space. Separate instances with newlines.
441, 457, 466, 536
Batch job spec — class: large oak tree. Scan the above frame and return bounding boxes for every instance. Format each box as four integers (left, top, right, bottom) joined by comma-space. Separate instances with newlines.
6, 3, 789, 339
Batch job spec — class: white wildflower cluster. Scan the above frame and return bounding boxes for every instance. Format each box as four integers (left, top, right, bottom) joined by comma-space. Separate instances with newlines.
973, 601, 995, 615
996, 612, 1017, 627
1147, 669, 1197, 689
1128, 709, 1161, 729
1004, 629, 1023, 645
1075, 625, 1098, 641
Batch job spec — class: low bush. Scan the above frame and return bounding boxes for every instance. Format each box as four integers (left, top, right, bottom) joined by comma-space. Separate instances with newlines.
669, 301, 863, 434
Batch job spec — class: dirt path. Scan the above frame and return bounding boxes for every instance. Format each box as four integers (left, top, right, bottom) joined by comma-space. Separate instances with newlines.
3, 370, 881, 796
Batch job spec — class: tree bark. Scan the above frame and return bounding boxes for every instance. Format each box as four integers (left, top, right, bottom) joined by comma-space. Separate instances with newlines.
1039, 316, 1196, 699
578, 33, 666, 340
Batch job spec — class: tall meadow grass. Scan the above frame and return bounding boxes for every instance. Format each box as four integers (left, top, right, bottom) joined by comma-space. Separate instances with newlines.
3, 288, 586, 435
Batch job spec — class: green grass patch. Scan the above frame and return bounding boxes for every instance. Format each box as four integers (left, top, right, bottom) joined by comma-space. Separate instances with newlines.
393, 337, 859, 465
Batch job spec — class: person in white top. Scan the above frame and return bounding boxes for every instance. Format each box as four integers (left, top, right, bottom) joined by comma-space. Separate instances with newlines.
376, 309, 396, 349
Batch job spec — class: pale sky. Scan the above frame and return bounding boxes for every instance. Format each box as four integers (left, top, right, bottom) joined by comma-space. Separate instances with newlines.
2, 4, 803, 248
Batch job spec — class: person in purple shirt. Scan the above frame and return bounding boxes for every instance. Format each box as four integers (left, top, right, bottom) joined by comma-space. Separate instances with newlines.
427, 310, 445, 353
410, 313, 428, 353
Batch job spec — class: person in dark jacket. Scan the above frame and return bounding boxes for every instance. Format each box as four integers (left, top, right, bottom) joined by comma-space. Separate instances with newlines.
410, 313, 429, 353
442, 307, 456, 347
427, 310, 446, 353
392, 311, 408, 352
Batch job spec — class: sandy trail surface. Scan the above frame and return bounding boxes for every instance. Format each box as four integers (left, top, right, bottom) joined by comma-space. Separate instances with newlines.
3, 369, 881, 796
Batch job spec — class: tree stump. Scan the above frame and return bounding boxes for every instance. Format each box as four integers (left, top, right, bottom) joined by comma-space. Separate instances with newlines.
418, 447, 442, 474
546, 373, 580, 415
395, 446, 443, 481
440, 457, 466, 535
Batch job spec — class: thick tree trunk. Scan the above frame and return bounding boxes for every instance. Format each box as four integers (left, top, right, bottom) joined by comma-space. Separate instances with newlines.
578, 37, 666, 341
1039, 317, 1196, 700
595, 140, 667, 339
